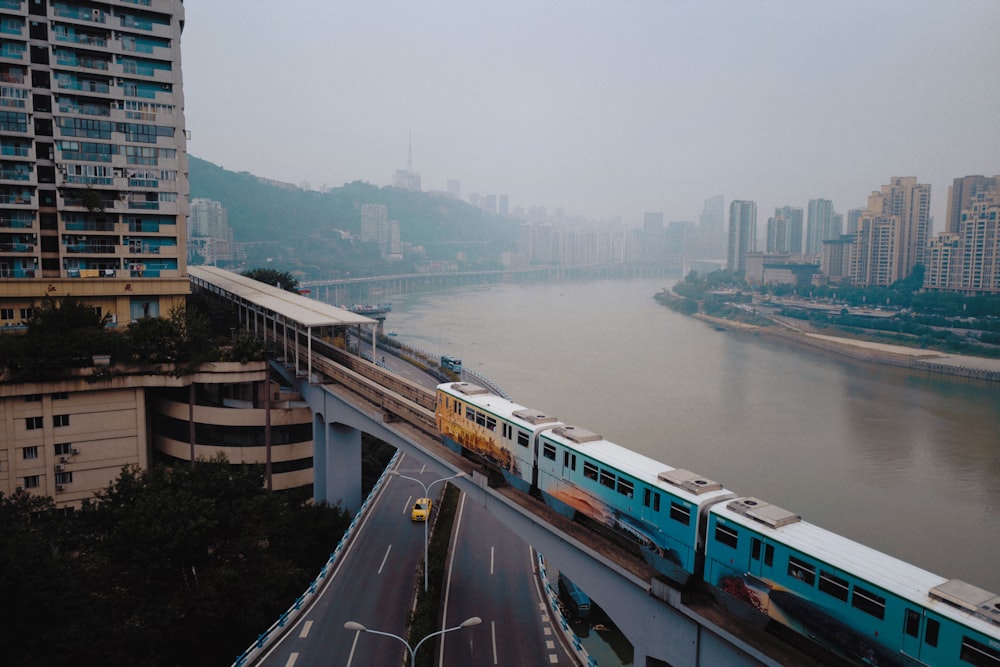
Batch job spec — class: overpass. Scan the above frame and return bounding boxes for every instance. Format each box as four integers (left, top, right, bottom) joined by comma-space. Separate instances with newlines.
189, 267, 826, 667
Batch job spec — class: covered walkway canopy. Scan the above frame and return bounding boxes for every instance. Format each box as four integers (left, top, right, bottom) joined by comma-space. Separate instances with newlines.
188, 266, 377, 379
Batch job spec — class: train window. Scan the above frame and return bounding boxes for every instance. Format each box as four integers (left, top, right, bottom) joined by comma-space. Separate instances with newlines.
617, 478, 634, 498
543, 443, 556, 460
466, 407, 475, 421
751, 538, 761, 561
904, 609, 920, 638
583, 462, 598, 481
454, 400, 461, 414
714, 524, 738, 548
960, 636, 1000, 667
485, 416, 496, 431
517, 431, 529, 447
818, 570, 849, 601
563, 452, 577, 470
851, 585, 886, 620
788, 556, 816, 585
475, 411, 486, 427
599, 469, 616, 489
669, 502, 690, 525
924, 618, 939, 647
764, 544, 774, 566
643, 489, 651, 507
653, 492, 660, 512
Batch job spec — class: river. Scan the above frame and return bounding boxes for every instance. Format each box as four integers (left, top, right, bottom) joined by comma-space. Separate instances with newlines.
376, 277, 1000, 595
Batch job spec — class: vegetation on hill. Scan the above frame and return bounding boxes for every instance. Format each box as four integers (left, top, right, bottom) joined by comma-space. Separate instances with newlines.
0, 458, 351, 667
189, 156, 519, 279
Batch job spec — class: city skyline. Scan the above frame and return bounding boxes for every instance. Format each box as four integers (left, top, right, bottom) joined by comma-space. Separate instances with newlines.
181, 1, 999, 230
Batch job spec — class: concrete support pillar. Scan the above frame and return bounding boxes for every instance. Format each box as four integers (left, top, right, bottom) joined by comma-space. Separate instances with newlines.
313, 413, 362, 513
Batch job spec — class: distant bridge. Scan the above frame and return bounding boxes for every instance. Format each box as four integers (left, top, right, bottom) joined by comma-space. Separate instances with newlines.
299, 263, 674, 303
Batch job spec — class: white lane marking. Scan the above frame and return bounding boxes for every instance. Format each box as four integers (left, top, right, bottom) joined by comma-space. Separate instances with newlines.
492, 620, 499, 665
546, 640, 555, 649
402, 495, 413, 514
378, 544, 392, 574
283, 653, 298, 667
438, 492, 467, 667
490, 546, 495, 575
543, 626, 552, 635
299, 620, 312, 638
548, 654, 559, 663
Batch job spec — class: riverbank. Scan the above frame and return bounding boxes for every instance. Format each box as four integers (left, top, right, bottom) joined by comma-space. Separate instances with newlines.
691, 312, 1000, 383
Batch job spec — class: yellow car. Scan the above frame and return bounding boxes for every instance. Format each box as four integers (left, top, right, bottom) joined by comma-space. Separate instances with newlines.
411, 497, 432, 522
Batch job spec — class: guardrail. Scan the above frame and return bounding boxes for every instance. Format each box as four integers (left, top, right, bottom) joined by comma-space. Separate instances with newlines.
230, 450, 402, 667
536, 552, 596, 667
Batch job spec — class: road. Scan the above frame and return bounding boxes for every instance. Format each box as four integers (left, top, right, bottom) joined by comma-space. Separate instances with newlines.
440, 492, 577, 666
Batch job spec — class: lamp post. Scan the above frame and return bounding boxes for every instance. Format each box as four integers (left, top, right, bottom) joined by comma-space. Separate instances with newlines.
390, 470, 466, 591
344, 616, 481, 667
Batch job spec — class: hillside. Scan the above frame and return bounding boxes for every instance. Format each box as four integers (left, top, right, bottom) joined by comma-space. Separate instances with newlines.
188, 156, 518, 278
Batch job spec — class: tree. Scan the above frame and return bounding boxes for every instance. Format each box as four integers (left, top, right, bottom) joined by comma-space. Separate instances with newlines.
242, 267, 300, 292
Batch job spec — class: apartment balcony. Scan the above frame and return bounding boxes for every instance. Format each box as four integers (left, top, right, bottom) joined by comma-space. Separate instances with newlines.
0, 165, 34, 184
52, 30, 110, 49
52, 5, 109, 26
0, 191, 34, 207
0, 143, 34, 161
0, 266, 36, 278
117, 15, 173, 40
0, 241, 34, 253
0, 43, 26, 62
0, 1, 24, 11
53, 52, 112, 73
63, 242, 118, 255
55, 76, 114, 97
0, 213, 34, 229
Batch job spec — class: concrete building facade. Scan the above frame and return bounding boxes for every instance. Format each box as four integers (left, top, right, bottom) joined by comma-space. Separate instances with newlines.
0, 0, 190, 326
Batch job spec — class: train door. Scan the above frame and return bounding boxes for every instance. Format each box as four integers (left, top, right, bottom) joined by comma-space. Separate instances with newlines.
749, 537, 775, 580
901, 610, 946, 664
561, 450, 576, 479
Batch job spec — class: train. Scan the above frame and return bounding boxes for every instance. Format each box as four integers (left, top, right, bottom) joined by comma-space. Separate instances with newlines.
434, 381, 1000, 667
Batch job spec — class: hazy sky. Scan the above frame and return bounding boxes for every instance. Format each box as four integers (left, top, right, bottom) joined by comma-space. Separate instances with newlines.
181, 1, 1000, 229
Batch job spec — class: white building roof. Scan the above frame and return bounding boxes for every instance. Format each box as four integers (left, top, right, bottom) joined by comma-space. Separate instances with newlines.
188, 266, 375, 329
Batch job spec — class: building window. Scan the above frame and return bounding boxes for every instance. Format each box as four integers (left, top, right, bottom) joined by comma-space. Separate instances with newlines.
20, 307, 32, 319
54, 442, 72, 455
53, 414, 69, 427
26, 416, 43, 429
25, 394, 41, 402
1, 307, 12, 319
24, 475, 39, 489
55, 471, 72, 485
22, 445, 38, 459
51, 391, 68, 400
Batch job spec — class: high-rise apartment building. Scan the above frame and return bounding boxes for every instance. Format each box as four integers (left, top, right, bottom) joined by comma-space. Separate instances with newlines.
188, 198, 234, 265
850, 177, 931, 287
927, 185, 1000, 295
805, 198, 836, 256
0, 0, 188, 324
727, 200, 756, 275
767, 206, 803, 254
946, 175, 999, 235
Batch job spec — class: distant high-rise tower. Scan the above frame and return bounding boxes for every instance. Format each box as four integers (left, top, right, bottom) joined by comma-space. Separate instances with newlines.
643, 212, 665, 262
699, 195, 725, 257
851, 177, 931, 286
767, 206, 803, 254
498, 194, 509, 216
0, 0, 188, 324
946, 175, 1000, 234
392, 133, 421, 191
727, 201, 757, 274
360, 204, 388, 243
805, 199, 836, 255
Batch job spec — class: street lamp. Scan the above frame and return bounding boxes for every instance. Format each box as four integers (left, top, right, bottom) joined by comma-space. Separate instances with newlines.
390, 469, 467, 591
344, 616, 481, 667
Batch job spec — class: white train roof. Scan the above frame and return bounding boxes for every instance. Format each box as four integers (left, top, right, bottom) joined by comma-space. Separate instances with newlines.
439, 383, 560, 429
540, 424, 734, 506
712, 497, 999, 636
